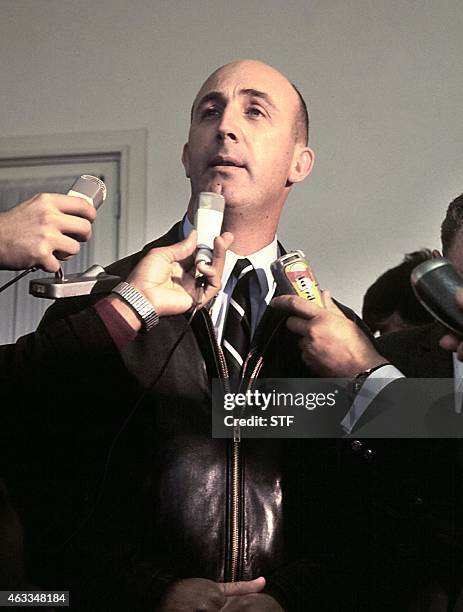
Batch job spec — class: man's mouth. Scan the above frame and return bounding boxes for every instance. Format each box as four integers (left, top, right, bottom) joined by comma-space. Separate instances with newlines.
209, 156, 245, 169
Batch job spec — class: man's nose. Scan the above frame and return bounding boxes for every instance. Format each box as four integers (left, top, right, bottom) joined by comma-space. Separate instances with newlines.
216, 108, 240, 143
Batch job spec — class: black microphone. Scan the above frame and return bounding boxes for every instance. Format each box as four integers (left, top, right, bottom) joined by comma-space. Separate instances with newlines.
411, 258, 463, 336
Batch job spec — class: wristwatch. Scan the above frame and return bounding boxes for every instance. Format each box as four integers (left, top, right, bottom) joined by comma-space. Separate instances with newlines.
352, 363, 389, 393
111, 281, 159, 332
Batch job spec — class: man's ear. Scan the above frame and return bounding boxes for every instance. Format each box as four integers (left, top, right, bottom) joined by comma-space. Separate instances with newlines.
287, 146, 315, 185
181, 143, 190, 178
432, 249, 443, 258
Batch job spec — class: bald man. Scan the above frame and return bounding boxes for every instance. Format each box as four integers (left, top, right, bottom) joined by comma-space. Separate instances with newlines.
18, 60, 399, 611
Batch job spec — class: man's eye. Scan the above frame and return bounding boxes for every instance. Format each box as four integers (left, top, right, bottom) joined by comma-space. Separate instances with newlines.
246, 106, 264, 117
202, 107, 221, 118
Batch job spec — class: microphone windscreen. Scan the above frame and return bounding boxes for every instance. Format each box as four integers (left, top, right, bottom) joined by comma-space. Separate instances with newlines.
67, 175, 107, 209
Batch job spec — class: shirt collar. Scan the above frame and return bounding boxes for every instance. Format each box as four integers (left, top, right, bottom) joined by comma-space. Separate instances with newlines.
182, 214, 278, 300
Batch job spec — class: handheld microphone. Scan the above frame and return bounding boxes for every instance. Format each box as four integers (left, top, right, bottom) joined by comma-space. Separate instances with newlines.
53, 175, 107, 264
194, 191, 225, 298
271, 251, 323, 306
67, 174, 107, 209
0, 175, 110, 295
194, 191, 226, 266
411, 258, 463, 336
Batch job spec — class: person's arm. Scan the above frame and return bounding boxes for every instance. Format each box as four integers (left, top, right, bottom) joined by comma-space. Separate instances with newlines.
271, 291, 406, 434
0, 230, 233, 382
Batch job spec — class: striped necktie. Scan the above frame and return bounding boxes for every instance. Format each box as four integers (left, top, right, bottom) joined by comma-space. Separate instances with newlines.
222, 258, 254, 378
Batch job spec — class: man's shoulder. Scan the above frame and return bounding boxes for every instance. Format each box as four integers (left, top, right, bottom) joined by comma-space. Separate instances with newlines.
39, 222, 182, 328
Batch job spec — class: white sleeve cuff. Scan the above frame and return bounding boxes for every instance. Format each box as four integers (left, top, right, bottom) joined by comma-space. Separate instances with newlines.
340, 365, 404, 434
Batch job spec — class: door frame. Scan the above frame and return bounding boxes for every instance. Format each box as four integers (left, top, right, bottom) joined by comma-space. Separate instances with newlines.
0, 129, 147, 257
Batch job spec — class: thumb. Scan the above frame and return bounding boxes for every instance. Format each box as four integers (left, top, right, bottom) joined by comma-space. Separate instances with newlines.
220, 577, 266, 597
321, 289, 342, 314
440, 333, 460, 352
163, 229, 197, 263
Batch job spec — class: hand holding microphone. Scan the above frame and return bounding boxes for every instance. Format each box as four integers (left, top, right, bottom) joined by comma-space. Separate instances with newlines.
271, 253, 387, 376
0, 175, 105, 273
106, 229, 233, 332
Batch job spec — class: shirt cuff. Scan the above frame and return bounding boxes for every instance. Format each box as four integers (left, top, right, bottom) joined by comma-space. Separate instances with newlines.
94, 298, 138, 350
340, 365, 404, 434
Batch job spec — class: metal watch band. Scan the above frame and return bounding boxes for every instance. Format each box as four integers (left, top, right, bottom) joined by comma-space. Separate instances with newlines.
111, 281, 159, 332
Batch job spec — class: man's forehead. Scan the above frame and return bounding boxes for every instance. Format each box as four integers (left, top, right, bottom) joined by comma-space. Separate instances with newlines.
192, 60, 297, 111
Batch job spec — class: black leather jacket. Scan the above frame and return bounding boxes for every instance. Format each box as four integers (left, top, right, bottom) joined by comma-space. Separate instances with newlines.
21, 224, 437, 610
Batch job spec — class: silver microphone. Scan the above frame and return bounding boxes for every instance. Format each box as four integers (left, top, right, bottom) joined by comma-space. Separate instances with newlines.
67, 174, 107, 209
194, 191, 226, 266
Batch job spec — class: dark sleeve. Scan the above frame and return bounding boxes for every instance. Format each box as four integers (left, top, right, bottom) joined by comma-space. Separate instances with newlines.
0, 306, 118, 384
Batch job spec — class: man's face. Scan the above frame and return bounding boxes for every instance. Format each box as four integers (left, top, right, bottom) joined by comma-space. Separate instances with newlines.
446, 231, 463, 275
182, 60, 313, 215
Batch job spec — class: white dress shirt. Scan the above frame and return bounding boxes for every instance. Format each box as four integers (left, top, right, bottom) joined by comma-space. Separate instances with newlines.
183, 215, 278, 342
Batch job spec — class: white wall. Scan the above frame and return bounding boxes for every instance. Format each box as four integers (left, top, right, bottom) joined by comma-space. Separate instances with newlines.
1, 0, 462, 314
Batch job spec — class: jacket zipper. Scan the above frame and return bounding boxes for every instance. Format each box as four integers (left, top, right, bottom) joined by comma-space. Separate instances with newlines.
199, 310, 241, 581
198, 309, 278, 582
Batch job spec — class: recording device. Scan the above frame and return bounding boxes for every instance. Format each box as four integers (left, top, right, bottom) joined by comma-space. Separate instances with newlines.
411, 258, 463, 336
29, 175, 120, 299
194, 191, 226, 266
271, 251, 323, 306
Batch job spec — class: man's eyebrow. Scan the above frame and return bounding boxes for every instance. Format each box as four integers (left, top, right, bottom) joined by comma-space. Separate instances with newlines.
194, 91, 226, 113
240, 88, 277, 110
193, 88, 277, 115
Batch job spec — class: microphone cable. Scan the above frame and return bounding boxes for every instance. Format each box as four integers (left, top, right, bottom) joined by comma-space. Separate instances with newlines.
0, 267, 37, 294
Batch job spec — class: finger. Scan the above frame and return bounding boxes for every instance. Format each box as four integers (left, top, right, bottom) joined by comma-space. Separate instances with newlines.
320, 289, 341, 314
286, 315, 312, 337
196, 260, 221, 289
57, 216, 93, 242
439, 334, 461, 352
220, 577, 265, 597
39, 194, 98, 222
172, 229, 198, 262
271, 294, 323, 320
211, 231, 234, 276
52, 235, 81, 259
152, 230, 198, 264
37, 252, 61, 273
